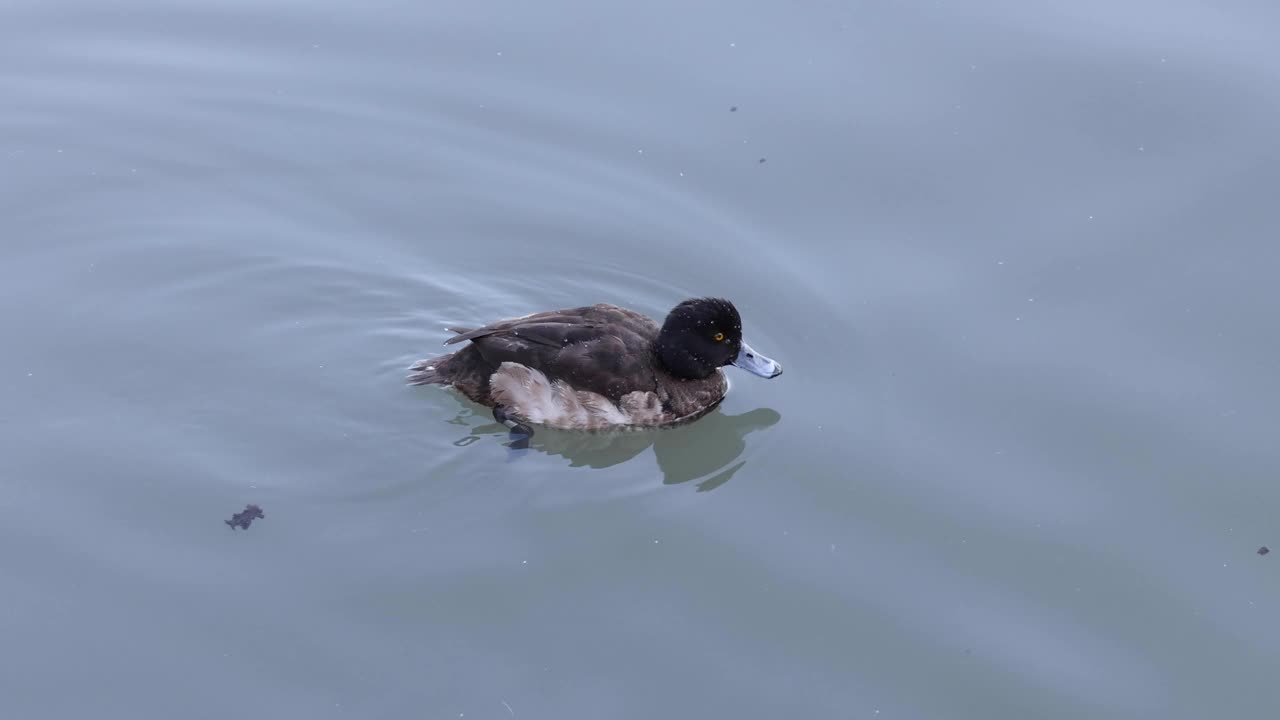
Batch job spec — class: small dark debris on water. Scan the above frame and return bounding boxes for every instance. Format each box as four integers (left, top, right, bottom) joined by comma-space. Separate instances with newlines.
1258, 546, 1270, 556
225, 504, 265, 530
730, 106, 738, 112
758, 157, 767, 164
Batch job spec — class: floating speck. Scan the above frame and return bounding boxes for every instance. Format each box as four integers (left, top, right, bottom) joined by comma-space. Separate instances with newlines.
224, 504, 264, 531
1259, 546, 1270, 556
730, 106, 738, 112
758, 157, 766, 164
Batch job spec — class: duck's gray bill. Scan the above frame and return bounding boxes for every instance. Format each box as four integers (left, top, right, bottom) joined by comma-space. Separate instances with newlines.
732, 341, 783, 378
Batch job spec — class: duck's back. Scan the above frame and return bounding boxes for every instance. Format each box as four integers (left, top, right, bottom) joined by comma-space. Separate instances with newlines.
450, 304, 659, 400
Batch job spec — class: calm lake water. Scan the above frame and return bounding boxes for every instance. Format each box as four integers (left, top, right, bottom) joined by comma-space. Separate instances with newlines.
4, 1, 1280, 718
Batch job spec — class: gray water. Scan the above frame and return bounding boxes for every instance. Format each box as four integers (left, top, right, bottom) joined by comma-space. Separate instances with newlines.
4, 1, 1280, 718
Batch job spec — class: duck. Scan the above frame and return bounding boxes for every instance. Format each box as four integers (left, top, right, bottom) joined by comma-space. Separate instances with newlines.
408, 298, 782, 440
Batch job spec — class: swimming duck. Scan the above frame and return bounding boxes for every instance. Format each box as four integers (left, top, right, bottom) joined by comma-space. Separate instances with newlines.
408, 298, 782, 439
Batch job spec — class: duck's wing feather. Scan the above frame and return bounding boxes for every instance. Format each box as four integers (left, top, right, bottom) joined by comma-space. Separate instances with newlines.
443, 309, 587, 346
445, 305, 655, 346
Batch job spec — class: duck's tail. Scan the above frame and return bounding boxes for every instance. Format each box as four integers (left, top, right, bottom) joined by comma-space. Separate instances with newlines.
407, 327, 476, 385
408, 355, 453, 385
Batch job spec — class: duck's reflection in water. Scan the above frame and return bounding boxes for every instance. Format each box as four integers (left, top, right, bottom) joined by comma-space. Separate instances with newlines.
451, 407, 781, 491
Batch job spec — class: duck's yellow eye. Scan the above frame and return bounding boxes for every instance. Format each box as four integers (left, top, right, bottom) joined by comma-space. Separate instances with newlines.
713, 332, 725, 342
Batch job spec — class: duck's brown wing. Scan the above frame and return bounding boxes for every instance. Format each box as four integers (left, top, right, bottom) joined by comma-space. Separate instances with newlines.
443, 309, 584, 347
447, 304, 661, 401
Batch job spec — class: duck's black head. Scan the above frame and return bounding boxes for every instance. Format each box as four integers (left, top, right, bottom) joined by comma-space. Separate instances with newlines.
654, 298, 783, 381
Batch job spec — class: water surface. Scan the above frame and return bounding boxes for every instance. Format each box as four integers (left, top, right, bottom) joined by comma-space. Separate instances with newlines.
4, 1, 1280, 717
